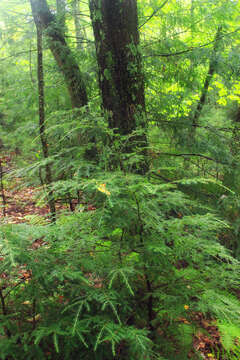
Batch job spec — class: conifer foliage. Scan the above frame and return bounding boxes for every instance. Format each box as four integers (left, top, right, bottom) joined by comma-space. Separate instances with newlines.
0, 0, 240, 359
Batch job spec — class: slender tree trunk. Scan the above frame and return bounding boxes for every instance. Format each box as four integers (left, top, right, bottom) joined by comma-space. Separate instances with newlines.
223, 108, 240, 190
29, 40, 35, 86
192, 26, 222, 130
191, 0, 195, 37
30, 0, 88, 108
0, 159, 6, 217
222, 109, 240, 256
72, 0, 86, 51
56, 0, 66, 34
89, 0, 148, 173
36, 17, 56, 222
231, 109, 240, 157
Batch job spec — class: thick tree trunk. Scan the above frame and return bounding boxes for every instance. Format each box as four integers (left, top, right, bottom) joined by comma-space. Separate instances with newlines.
89, 0, 148, 172
89, 0, 147, 134
30, 0, 88, 108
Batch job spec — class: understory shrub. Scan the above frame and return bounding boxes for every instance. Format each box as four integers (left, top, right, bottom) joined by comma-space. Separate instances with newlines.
0, 170, 239, 359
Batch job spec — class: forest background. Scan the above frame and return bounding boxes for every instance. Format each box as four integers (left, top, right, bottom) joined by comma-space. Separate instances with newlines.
0, 0, 240, 359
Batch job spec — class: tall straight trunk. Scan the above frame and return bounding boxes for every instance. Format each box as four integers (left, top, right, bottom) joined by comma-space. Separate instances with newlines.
231, 108, 240, 157
223, 108, 240, 190
36, 18, 56, 222
89, 0, 146, 135
89, 0, 148, 172
222, 108, 240, 256
30, 0, 88, 108
190, 0, 195, 39
72, 0, 86, 51
56, 0, 66, 34
0, 159, 6, 217
192, 26, 222, 129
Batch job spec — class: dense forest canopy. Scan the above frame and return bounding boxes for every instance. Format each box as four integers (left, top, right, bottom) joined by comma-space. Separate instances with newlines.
0, 0, 240, 359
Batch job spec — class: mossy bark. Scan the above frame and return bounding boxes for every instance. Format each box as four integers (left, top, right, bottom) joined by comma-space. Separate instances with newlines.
30, 0, 88, 108
89, 0, 148, 172
89, 0, 145, 133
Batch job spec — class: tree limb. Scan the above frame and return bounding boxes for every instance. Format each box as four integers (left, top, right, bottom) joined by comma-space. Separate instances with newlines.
144, 28, 240, 58
139, 0, 168, 29
156, 152, 228, 165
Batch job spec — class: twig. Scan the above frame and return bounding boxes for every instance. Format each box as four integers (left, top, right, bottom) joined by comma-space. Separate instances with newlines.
144, 27, 240, 58
0, 288, 11, 338
139, 0, 168, 29
150, 172, 171, 183
3, 279, 26, 299
0, 159, 6, 217
155, 152, 228, 165
32, 298, 36, 330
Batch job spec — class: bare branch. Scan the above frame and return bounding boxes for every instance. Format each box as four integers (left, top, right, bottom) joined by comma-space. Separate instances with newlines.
156, 152, 228, 165
139, 0, 169, 29
144, 28, 240, 58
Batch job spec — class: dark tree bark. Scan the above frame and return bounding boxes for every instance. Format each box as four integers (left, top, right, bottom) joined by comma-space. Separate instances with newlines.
231, 108, 240, 157
89, 0, 148, 172
89, 0, 146, 134
30, 0, 88, 108
223, 108, 240, 190
35, 16, 56, 222
0, 159, 6, 217
192, 26, 222, 129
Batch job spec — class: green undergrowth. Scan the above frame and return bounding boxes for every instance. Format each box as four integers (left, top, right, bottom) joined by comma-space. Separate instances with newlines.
0, 171, 239, 359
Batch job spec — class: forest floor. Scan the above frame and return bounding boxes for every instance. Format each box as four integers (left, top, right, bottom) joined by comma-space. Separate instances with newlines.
0, 177, 68, 224
0, 154, 227, 360
0, 153, 69, 224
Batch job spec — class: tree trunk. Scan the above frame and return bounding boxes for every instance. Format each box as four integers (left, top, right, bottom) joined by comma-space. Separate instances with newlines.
89, 0, 148, 172
223, 108, 240, 190
192, 26, 222, 129
56, 0, 66, 34
72, 0, 86, 51
89, 0, 146, 134
30, 0, 88, 108
36, 16, 56, 222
